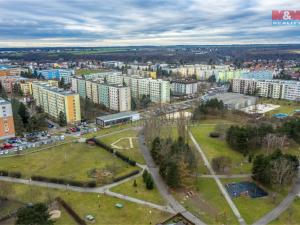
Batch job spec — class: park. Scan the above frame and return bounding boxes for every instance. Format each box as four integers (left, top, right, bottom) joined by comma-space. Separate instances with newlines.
0, 98, 300, 225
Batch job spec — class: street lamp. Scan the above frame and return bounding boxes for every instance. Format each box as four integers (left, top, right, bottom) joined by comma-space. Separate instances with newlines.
97, 194, 100, 208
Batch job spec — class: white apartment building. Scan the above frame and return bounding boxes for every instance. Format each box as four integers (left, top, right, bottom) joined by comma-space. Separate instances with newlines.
72, 73, 170, 104
232, 78, 300, 101
109, 85, 131, 112
171, 80, 198, 96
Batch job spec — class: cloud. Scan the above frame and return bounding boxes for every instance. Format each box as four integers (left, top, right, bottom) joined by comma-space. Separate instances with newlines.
0, 0, 299, 47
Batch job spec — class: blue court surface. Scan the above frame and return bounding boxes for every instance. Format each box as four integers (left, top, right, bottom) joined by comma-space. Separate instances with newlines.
225, 182, 268, 198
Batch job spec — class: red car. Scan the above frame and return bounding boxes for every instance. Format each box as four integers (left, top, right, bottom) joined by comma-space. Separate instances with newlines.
2, 143, 13, 149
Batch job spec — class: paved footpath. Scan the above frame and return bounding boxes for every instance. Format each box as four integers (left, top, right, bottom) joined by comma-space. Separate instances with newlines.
196, 174, 252, 179
138, 135, 206, 225
189, 131, 247, 225
0, 174, 173, 214
252, 175, 300, 225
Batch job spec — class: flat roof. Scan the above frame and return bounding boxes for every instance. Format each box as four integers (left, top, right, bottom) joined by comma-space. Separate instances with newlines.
97, 111, 139, 122
0, 98, 10, 105
33, 82, 77, 96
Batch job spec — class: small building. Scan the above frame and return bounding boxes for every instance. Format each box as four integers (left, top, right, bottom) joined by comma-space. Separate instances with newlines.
158, 213, 195, 225
96, 111, 140, 127
203, 92, 257, 110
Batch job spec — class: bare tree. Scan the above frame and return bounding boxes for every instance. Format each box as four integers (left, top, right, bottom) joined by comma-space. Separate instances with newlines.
176, 111, 189, 143
143, 115, 163, 144
270, 157, 297, 187
263, 134, 287, 155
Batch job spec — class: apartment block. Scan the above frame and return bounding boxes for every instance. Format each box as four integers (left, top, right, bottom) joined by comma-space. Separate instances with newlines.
0, 98, 15, 140
109, 85, 131, 112
232, 78, 300, 101
31, 82, 81, 123
171, 79, 198, 96
72, 72, 170, 104
37, 69, 74, 83
20, 80, 59, 96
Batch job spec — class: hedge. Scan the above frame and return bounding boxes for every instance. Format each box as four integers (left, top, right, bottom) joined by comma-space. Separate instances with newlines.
56, 197, 87, 225
113, 170, 140, 182
87, 138, 114, 153
31, 176, 96, 187
0, 170, 21, 178
87, 138, 137, 166
0, 170, 8, 176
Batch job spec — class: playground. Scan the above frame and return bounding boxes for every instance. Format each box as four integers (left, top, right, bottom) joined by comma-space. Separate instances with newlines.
225, 182, 268, 198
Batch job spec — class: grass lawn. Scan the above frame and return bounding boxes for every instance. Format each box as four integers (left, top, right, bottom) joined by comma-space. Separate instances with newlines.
110, 176, 165, 205
0, 200, 24, 218
0, 182, 170, 225
83, 123, 141, 139
270, 197, 300, 225
190, 123, 252, 174
99, 130, 146, 164
221, 178, 288, 224
258, 98, 300, 116
0, 143, 137, 184
173, 178, 238, 225
53, 206, 77, 225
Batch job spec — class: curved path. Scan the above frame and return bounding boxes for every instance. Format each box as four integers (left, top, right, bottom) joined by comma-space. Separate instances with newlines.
252, 175, 300, 225
0, 175, 174, 214
138, 135, 206, 225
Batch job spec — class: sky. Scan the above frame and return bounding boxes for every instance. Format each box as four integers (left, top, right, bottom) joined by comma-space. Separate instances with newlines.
0, 0, 299, 47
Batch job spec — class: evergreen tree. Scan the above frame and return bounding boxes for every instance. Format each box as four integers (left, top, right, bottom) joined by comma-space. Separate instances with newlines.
18, 102, 30, 125
16, 203, 53, 225
145, 175, 154, 190
58, 111, 67, 126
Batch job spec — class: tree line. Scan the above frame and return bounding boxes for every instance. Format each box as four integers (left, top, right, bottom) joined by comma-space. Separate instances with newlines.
11, 99, 48, 135
252, 149, 298, 187
150, 136, 197, 188
226, 119, 300, 156
192, 99, 225, 120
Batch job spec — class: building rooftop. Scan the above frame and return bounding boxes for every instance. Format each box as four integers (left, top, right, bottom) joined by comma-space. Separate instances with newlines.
97, 111, 139, 122
0, 98, 11, 105
0, 65, 15, 70
172, 79, 198, 84
33, 82, 78, 96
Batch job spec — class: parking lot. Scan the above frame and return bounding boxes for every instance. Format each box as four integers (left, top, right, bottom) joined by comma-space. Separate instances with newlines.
0, 123, 99, 157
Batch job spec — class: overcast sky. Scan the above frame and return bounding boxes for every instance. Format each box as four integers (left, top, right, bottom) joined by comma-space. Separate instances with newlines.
0, 0, 299, 47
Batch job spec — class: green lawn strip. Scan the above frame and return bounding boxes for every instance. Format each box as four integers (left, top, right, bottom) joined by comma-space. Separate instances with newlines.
270, 197, 300, 225
221, 178, 288, 224
99, 130, 146, 164
190, 124, 252, 174
83, 123, 141, 139
173, 178, 238, 225
110, 176, 165, 205
0, 143, 137, 184
0, 182, 170, 225
53, 206, 77, 225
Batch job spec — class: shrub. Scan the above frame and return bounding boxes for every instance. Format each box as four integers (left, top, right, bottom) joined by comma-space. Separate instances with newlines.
209, 132, 220, 138
0, 170, 8, 176
9, 171, 21, 178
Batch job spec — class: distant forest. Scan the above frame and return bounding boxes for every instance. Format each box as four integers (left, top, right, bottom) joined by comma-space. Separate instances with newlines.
1, 44, 300, 64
